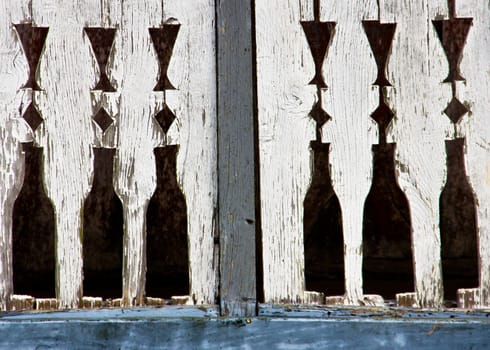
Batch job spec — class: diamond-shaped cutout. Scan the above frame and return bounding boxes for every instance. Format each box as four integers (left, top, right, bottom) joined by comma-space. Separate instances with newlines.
154, 104, 176, 134
309, 101, 331, 128
370, 101, 394, 129
22, 102, 43, 132
444, 97, 468, 124
93, 107, 113, 132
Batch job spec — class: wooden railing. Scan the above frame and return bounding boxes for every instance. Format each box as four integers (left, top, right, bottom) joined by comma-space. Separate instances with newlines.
0, 0, 489, 316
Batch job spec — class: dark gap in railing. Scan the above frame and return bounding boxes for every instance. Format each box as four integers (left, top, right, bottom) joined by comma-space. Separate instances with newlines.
303, 141, 344, 296
83, 147, 123, 299
146, 145, 189, 298
362, 143, 413, 300
251, 0, 264, 305
440, 138, 478, 302
13, 142, 55, 298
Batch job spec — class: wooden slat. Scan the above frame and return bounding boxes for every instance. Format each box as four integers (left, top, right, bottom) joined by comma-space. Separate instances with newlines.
0, 0, 30, 311
164, 0, 218, 306
32, 0, 102, 308
380, 0, 450, 307
256, 0, 314, 303
321, 0, 378, 305
456, 0, 490, 308
105, 0, 165, 306
217, 0, 257, 316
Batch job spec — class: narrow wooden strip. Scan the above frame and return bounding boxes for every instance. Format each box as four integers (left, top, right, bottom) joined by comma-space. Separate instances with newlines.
256, 0, 315, 304
397, 292, 418, 308
217, 0, 257, 316
321, 0, 378, 304
0, 0, 37, 311
33, 0, 102, 309
456, 0, 490, 308
380, 0, 450, 307
164, 0, 218, 306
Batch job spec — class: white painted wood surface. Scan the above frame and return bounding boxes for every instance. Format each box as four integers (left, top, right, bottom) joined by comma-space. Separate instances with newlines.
256, 0, 378, 304
456, 0, 490, 308
0, 0, 217, 310
380, 0, 450, 308
0, 0, 30, 311
257, 0, 489, 307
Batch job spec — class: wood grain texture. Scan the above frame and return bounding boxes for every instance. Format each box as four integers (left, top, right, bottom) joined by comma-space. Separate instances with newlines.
320, 0, 378, 304
256, 0, 378, 304
380, 0, 450, 307
0, 0, 30, 311
32, 0, 102, 308
256, 0, 315, 304
217, 0, 257, 315
106, 0, 218, 306
456, 0, 490, 307
164, 0, 218, 306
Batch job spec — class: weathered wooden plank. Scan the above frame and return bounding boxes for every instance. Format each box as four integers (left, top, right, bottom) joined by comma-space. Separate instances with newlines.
0, 307, 489, 349
256, 0, 314, 304
380, 0, 450, 307
321, 0, 378, 305
456, 0, 490, 308
105, 0, 164, 306
0, 0, 30, 311
217, 0, 257, 315
163, 0, 218, 306
31, 0, 102, 308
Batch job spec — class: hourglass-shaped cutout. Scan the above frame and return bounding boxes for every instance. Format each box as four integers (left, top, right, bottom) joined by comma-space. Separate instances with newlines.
432, 18, 472, 83
149, 24, 180, 91
14, 23, 49, 91
363, 20, 397, 143
301, 22, 335, 88
363, 21, 396, 88
84, 28, 117, 92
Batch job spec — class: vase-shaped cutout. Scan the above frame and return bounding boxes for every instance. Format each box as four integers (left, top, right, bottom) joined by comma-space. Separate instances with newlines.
303, 141, 344, 295
439, 138, 478, 302
362, 143, 413, 300
83, 148, 123, 298
146, 145, 189, 298
13, 142, 55, 297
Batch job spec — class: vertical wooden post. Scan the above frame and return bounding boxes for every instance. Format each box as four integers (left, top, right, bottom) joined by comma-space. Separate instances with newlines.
0, 0, 30, 311
217, 0, 257, 316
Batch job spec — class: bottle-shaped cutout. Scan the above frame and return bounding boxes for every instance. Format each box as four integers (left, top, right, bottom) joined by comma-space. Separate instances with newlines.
149, 24, 180, 91
362, 143, 413, 299
439, 138, 478, 301
14, 23, 49, 91
13, 142, 55, 297
84, 28, 117, 92
146, 145, 189, 298
83, 148, 123, 298
303, 141, 344, 295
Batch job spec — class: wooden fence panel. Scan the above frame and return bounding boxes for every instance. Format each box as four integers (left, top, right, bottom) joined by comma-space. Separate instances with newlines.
0, 0, 217, 310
